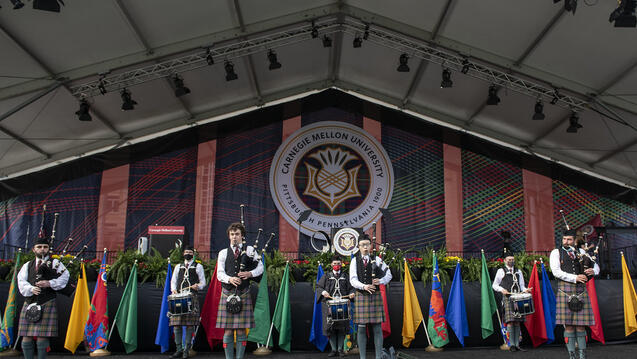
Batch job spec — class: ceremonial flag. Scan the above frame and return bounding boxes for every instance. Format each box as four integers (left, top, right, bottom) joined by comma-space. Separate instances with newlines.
85, 251, 109, 351
112, 264, 138, 353
155, 261, 173, 353
402, 260, 424, 348
524, 261, 547, 347
64, 263, 91, 353
446, 261, 469, 346
586, 276, 605, 343
0, 252, 20, 349
480, 251, 498, 339
200, 262, 224, 348
309, 263, 329, 351
272, 262, 292, 351
621, 253, 637, 336
540, 262, 556, 344
248, 253, 271, 346
427, 255, 448, 347
380, 284, 391, 338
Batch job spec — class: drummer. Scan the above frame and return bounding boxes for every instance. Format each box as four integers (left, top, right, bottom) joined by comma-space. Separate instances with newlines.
317, 254, 355, 357
169, 245, 207, 359
492, 250, 532, 352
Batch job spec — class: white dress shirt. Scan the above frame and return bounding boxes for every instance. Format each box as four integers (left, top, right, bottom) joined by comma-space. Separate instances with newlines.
492, 266, 527, 293
349, 255, 392, 290
18, 256, 70, 297
216, 244, 264, 284
171, 259, 207, 292
549, 247, 600, 283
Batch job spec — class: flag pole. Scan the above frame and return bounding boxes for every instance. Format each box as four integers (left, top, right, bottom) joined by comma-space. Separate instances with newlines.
421, 255, 443, 353
253, 256, 274, 356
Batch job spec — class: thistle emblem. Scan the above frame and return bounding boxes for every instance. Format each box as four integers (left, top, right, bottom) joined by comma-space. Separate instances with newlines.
303, 147, 362, 213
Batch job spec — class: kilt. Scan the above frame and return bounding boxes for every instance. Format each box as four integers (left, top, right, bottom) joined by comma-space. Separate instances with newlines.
216, 288, 254, 329
169, 292, 200, 327
502, 297, 526, 323
321, 301, 350, 336
354, 290, 384, 324
556, 280, 594, 326
18, 300, 58, 337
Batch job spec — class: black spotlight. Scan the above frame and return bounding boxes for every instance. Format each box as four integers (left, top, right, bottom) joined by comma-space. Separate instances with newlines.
33, 0, 63, 12
322, 35, 332, 48
550, 89, 560, 105
98, 80, 107, 95
564, 0, 577, 14
224, 61, 238, 81
363, 24, 370, 40
461, 58, 470, 74
440, 68, 453, 88
397, 54, 410, 72
75, 99, 92, 121
120, 89, 137, 111
267, 50, 282, 70
353, 35, 363, 48
486, 85, 500, 105
173, 75, 191, 97
205, 49, 214, 65
533, 100, 545, 120
311, 21, 318, 38
10, 0, 24, 9
566, 112, 582, 133
610, 0, 637, 27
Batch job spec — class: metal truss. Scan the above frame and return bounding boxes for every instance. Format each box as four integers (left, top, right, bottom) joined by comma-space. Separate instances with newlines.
71, 15, 591, 112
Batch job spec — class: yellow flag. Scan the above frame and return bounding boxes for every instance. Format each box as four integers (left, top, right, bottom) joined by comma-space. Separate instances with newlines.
402, 260, 424, 347
64, 263, 91, 353
622, 254, 637, 337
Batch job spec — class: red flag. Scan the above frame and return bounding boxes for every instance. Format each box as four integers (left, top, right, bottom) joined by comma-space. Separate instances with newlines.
200, 262, 224, 349
85, 252, 109, 351
586, 277, 605, 344
380, 284, 391, 338
577, 214, 602, 244
524, 261, 547, 347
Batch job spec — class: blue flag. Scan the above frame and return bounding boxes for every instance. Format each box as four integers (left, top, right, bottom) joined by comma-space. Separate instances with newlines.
446, 262, 469, 346
540, 262, 556, 344
155, 261, 173, 353
309, 263, 329, 351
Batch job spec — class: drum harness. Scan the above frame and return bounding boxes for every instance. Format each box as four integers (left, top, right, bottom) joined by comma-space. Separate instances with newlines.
508, 267, 525, 318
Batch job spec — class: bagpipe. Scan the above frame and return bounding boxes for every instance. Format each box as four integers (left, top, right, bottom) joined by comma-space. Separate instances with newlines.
559, 209, 599, 280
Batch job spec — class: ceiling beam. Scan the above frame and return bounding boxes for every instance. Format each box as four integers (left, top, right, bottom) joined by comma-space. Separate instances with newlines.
590, 137, 637, 166
513, 8, 565, 67
530, 112, 571, 145
0, 125, 48, 157
597, 59, 637, 95
232, 0, 263, 104
465, 86, 500, 126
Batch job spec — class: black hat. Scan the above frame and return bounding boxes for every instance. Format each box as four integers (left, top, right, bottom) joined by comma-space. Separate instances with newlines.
33, 236, 50, 247
563, 228, 577, 237
182, 244, 194, 252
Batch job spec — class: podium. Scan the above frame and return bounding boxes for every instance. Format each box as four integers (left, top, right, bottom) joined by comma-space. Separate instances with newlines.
148, 226, 187, 257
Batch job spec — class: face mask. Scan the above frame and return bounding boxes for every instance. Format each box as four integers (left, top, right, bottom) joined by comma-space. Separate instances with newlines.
184, 254, 193, 261
332, 265, 341, 271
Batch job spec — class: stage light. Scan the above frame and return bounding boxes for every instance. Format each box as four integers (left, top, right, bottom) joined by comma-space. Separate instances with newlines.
173, 75, 191, 97
533, 100, 545, 120
33, 0, 62, 12
564, 0, 577, 14
225, 61, 238, 81
10, 0, 24, 9
322, 35, 332, 48
75, 99, 92, 121
98, 80, 107, 95
550, 89, 560, 105
311, 21, 318, 38
486, 85, 500, 105
397, 54, 410, 72
610, 0, 637, 27
461, 58, 470, 74
120, 89, 137, 111
267, 50, 281, 70
205, 48, 214, 65
353, 35, 362, 48
566, 112, 582, 133
440, 68, 453, 88
363, 24, 370, 40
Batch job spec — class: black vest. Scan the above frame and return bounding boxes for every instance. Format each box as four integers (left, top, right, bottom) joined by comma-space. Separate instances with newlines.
356, 254, 384, 288
175, 263, 199, 292
223, 247, 252, 291
559, 247, 581, 275
26, 259, 56, 305
499, 267, 521, 293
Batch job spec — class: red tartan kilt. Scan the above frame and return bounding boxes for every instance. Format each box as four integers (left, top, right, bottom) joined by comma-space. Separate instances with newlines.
216, 288, 254, 329
18, 300, 58, 337
353, 291, 384, 324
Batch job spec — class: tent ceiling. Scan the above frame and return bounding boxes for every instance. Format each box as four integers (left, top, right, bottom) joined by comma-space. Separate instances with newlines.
1, 0, 637, 188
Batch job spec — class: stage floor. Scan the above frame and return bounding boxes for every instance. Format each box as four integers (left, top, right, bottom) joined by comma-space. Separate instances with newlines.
43, 342, 637, 359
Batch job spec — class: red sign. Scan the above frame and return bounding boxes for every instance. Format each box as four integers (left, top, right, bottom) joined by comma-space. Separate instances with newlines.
148, 226, 185, 235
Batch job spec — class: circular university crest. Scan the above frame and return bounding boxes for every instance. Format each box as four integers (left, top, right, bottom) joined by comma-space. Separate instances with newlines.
269, 121, 394, 237
332, 228, 360, 256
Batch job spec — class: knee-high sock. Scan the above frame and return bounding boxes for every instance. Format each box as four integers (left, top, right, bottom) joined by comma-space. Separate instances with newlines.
235, 334, 247, 359
337, 332, 345, 352
329, 334, 338, 352
173, 326, 183, 351
564, 331, 576, 353
372, 324, 383, 359
357, 325, 367, 359
36, 339, 49, 359
510, 325, 519, 347
223, 334, 234, 359
183, 326, 194, 350
576, 331, 587, 351
21, 339, 34, 359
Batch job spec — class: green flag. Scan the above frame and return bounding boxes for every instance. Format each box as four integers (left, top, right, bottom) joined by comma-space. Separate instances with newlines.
272, 262, 291, 352
247, 253, 270, 345
480, 251, 497, 339
113, 264, 138, 353
0, 252, 21, 349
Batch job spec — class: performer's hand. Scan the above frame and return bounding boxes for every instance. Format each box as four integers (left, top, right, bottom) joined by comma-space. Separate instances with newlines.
364, 284, 376, 294
322, 291, 330, 298
35, 280, 50, 288
229, 277, 242, 286
584, 268, 595, 276
172, 290, 178, 294
31, 286, 41, 295
348, 293, 355, 299
372, 278, 381, 286
576, 274, 588, 283
525, 287, 532, 293
238, 271, 253, 279
502, 290, 510, 295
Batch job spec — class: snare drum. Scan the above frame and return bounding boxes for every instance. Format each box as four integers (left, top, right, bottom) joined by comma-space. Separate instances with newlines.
509, 292, 534, 317
167, 292, 194, 316
327, 298, 350, 324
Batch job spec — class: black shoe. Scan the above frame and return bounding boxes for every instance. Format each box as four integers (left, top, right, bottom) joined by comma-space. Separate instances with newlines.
170, 351, 182, 359
516, 346, 526, 352
328, 352, 338, 358
339, 350, 346, 357
509, 346, 518, 352
182, 349, 189, 359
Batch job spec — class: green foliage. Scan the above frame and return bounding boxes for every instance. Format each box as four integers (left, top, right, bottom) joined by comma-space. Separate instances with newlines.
415, 247, 454, 288
265, 250, 296, 292
108, 249, 147, 286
